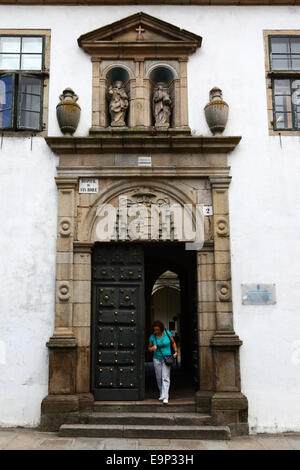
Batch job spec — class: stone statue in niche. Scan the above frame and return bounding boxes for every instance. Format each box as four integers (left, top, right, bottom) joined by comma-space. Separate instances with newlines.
108, 80, 129, 127
152, 84, 172, 128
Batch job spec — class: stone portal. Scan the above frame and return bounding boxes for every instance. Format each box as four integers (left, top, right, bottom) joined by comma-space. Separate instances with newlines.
41, 12, 248, 436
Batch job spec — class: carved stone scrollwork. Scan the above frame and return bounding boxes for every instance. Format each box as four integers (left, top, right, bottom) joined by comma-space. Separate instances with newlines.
216, 217, 229, 237
59, 218, 72, 237
128, 187, 170, 207
216, 281, 231, 302
58, 282, 71, 301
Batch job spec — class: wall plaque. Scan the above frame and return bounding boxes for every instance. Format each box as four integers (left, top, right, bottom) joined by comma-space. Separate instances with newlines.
138, 156, 152, 167
79, 178, 99, 193
241, 284, 276, 305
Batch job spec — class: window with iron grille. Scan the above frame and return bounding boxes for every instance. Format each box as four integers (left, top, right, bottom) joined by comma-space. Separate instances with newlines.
0, 35, 45, 132
269, 36, 300, 131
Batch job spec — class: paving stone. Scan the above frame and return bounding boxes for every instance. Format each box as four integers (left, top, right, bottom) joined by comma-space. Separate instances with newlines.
169, 439, 206, 450
138, 438, 171, 446
201, 440, 229, 450
255, 437, 294, 450
103, 438, 138, 450
227, 437, 265, 450
285, 438, 300, 450
0, 431, 17, 450
138, 446, 171, 450
0, 429, 298, 450
39, 438, 74, 449
97, 442, 106, 450
3, 432, 44, 450
71, 438, 105, 450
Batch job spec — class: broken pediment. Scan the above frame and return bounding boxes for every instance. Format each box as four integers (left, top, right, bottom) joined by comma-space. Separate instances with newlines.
77, 12, 202, 58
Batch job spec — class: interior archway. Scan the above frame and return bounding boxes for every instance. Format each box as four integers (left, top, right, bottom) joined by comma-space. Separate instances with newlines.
150, 271, 181, 364
144, 243, 198, 400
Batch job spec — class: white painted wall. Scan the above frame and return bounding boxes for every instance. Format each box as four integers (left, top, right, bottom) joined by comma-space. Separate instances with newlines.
0, 137, 58, 426
0, 4, 299, 432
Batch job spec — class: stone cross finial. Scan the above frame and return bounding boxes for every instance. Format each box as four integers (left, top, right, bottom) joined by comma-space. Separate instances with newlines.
136, 25, 145, 41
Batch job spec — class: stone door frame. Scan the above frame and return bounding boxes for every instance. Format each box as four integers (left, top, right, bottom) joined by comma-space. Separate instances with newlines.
41, 135, 248, 435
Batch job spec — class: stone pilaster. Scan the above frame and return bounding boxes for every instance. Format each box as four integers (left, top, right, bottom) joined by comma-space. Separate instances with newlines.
179, 58, 189, 129
41, 181, 94, 431
210, 176, 233, 334
143, 77, 151, 127
92, 58, 101, 128
47, 177, 78, 393
73, 242, 93, 394
128, 77, 136, 128
134, 59, 145, 127
173, 77, 181, 128
54, 178, 77, 339
98, 78, 107, 128
209, 176, 248, 435
195, 247, 216, 412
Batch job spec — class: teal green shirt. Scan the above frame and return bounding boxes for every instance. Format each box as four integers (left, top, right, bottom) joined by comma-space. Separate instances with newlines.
149, 330, 172, 360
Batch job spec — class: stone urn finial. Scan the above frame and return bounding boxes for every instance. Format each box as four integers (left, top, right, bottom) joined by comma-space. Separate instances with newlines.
204, 87, 229, 136
56, 88, 81, 136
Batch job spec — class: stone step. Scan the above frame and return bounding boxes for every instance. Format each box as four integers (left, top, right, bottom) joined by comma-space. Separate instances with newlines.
82, 412, 212, 426
93, 400, 196, 414
59, 423, 231, 440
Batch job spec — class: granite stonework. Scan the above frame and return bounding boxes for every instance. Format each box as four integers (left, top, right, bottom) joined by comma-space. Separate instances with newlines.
41, 13, 248, 436
41, 133, 248, 435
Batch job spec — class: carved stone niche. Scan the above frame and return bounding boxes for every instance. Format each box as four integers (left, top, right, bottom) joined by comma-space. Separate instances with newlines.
106, 68, 130, 128
77, 11, 202, 133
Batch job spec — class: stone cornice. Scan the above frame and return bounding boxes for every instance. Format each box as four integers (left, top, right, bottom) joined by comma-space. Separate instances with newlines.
0, 1, 299, 5
211, 333, 243, 348
209, 176, 232, 188
46, 336, 77, 349
54, 177, 78, 189
46, 135, 241, 155
79, 41, 197, 59
56, 166, 231, 179
73, 241, 94, 253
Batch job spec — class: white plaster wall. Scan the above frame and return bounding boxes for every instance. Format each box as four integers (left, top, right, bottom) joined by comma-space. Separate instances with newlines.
0, 137, 58, 426
0, 4, 299, 432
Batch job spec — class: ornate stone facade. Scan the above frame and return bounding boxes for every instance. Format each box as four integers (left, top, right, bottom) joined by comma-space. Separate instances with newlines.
41, 13, 248, 435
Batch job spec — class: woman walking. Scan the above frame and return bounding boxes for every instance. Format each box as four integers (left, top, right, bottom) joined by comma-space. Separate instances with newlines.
148, 321, 178, 404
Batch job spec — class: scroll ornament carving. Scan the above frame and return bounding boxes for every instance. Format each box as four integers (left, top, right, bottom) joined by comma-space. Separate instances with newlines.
123, 187, 171, 207
59, 218, 72, 237
58, 282, 71, 301
216, 281, 231, 302
216, 217, 229, 237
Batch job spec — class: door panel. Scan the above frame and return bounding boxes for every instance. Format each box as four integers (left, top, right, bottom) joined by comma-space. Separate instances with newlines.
91, 244, 145, 400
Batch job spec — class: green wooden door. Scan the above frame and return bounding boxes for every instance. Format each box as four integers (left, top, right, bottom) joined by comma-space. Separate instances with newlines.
91, 244, 145, 400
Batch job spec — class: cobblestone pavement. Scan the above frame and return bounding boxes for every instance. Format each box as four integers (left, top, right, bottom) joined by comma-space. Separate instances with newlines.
0, 428, 300, 450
